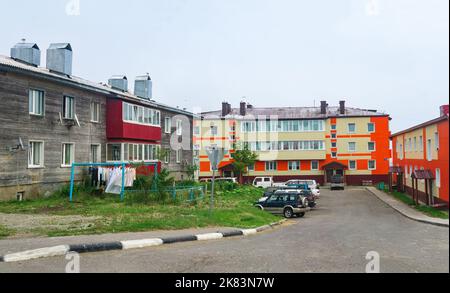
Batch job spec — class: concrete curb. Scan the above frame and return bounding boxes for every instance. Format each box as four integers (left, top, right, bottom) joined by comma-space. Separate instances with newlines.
366, 187, 449, 228
0, 220, 287, 263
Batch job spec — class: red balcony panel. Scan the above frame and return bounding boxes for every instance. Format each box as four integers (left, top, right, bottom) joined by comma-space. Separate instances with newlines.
107, 99, 162, 142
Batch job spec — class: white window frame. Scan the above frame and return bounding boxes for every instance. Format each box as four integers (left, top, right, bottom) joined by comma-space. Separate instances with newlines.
265, 161, 277, 171
348, 142, 357, 152
90, 144, 101, 163
61, 143, 75, 168
436, 168, 441, 187
349, 160, 357, 170
63, 96, 75, 120
368, 160, 376, 171
427, 139, 432, 161
311, 161, 319, 171
164, 117, 172, 134
122, 102, 161, 127
348, 123, 356, 134
435, 132, 440, 150
368, 142, 376, 152
90, 102, 100, 123
288, 161, 300, 171
28, 140, 44, 168
331, 124, 337, 130
176, 120, 183, 136
176, 149, 182, 164
29, 89, 45, 116
368, 123, 375, 133
331, 152, 337, 158
419, 136, 423, 152
164, 148, 171, 164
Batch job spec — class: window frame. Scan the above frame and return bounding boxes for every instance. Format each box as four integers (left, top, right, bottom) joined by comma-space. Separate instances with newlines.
90, 101, 100, 123
29, 89, 45, 116
176, 149, 182, 164
28, 140, 45, 168
349, 160, 357, 170
368, 123, 375, 133
90, 144, 101, 163
368, 142, 376, 152
164, 117, 172, 134
311, 161, 319, 171
288, 161, 300, 171
63, 96, 75, 120
368, 160, 377, 171
436, 168, 441, 187
348, 142, 357, 153
348, 123, 356, 134
176, 120, 183, 136
61, 143, 75, 168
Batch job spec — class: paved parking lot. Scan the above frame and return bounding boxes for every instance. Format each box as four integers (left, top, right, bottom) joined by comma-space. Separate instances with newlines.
0, 188, 448, 273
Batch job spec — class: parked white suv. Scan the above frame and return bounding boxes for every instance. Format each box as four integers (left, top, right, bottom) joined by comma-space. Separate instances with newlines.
274, 179, 321, 198
253, 177, 274, 188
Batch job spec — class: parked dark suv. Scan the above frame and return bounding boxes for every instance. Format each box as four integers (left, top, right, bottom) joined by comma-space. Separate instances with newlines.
255, 190, 310, 218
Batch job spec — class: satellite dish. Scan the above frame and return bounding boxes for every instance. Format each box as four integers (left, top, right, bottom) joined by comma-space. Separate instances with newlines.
18, 138, 24, 151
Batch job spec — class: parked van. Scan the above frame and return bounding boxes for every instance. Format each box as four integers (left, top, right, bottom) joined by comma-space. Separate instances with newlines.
253, 177, 274, 188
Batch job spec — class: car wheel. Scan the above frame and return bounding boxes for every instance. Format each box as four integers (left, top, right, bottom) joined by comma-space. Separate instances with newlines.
296, 212, 305, 218
283, 208, 294, 219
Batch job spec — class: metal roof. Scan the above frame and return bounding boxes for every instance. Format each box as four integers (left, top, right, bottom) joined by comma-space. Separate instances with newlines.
202, 106, 388, 120
48, 43, 72, 51
412, 170, 435, 180
0, 54, 193, 116
12, 43, 40, 50
391, 115, 449, 138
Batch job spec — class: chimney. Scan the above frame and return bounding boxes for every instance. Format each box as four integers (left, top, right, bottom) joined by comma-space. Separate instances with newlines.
240, 102, 247, 116
46, 43, 73, 75
247, 104, 253, 109
108, 75, 128, 92
339, 101, 346, 115
222, 102, 231, 117
10, 41, 41, 67
440, 105, 449, 117
320, 101, 328, 115
134, 74, 152, 100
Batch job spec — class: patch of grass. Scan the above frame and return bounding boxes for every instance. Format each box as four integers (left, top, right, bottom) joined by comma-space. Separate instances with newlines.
0, 185, 279, 238
0, 225, 15, 239
387, 190, 449, 220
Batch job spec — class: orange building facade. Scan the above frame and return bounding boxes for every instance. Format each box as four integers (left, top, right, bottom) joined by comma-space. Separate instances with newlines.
391, 105, 449, 207
195, 101, 391, 186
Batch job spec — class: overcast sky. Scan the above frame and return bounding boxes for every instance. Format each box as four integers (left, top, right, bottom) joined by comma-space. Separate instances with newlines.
1, 0, 448, 132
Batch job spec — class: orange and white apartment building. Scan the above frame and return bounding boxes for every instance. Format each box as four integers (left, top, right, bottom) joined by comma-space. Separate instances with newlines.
194, 101, 391, 186
391, 105, 449, 207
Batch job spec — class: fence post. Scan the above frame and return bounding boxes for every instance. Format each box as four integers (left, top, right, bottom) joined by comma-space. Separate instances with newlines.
120, 163, 126, 201
69, 164, 76, 202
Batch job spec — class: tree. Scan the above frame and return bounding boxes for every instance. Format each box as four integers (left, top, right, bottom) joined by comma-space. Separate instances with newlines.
231, 143, 258, 184
184, 164, 199, 182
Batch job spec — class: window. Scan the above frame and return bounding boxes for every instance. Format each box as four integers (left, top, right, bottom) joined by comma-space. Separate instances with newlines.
29, 89, 45, 116
311, 161, 319, 171
265, 161, 277, 171
413, 137, 417, 151
90, 144, 100, 163
164, 148, 171, 164
288, 161, 300, 171
90, 102, 100, 122
331, 133, 337, 139
419, 136, 423, 152
348, 123, 356, 133
368, 123, 375, 133
193, 126, 200, 135
436, 169, 441, 187
176, 149, 182, 163
331, 142, 337, 148
63, 96, 75, 120
348, 142, 356, 152
368, 160, 376, 170
368, 142, 376, 151
427, 139, 432, 161
176, 120, 183, 136
122, 102, 161, 126
165, 117, 172, 134
408, 138, 412, 152
399, 144, 403, 159
28, 141, 44, 168
331, 125, 337, 130
349, 160, 357, 170
211, 126, 218, 136
107, 144, 122, 162
331, 152, 337, 158
248, 164, 255, 171
62, 143, 75, 167
435, 132, 440, 150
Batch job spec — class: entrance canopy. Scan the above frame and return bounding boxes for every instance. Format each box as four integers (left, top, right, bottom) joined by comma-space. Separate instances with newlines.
322, 162, 348, 170
412, 169, 435, 180
389, 166, 403, 174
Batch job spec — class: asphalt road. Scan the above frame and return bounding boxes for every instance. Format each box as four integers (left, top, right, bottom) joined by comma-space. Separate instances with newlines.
0, 188, 448, 273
